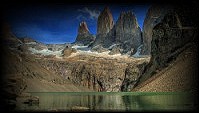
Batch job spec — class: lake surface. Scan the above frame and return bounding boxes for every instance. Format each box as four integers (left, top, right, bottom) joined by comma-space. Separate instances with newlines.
16, 92, 197, 111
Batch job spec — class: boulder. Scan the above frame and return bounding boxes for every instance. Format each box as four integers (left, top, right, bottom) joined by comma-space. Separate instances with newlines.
62, 46, 77, 58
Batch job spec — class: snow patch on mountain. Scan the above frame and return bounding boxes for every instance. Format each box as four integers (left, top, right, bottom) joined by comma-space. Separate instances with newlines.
28, 47, 62, 58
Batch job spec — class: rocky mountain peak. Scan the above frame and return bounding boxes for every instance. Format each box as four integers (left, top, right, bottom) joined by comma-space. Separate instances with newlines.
78, 21, 90, 35
114, 10, 141, 54
102, 6, 112, 16
97, 6, 114, 34
75, 21, 95, 45
91, 9, 142, 55
117, 11, 139, 29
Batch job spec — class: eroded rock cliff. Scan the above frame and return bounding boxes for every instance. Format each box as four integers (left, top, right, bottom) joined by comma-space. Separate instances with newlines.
39, 55, 149, 92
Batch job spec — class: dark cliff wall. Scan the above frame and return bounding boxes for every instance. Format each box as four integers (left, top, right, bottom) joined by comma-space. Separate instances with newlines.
138, 4, 198, 83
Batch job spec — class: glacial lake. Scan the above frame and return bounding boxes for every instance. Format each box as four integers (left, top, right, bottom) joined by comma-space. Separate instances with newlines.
16, 92, 197, 111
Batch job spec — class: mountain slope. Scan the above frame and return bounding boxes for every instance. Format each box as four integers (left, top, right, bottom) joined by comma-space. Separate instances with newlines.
1, 46, 92, 93
133, 44, 198, 92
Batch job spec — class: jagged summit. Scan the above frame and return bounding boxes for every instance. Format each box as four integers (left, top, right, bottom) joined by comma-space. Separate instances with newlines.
116, 10, 140, 40
78, 21, 90, 35
90, 6, 114, 48
75, 21, 95, 45
113, 10, 142, 54
118, 11, 139, 28
91, 8, 142, 55
97, 6, 114, 34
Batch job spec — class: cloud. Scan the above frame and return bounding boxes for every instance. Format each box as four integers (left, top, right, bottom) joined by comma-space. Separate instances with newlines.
77, 7, 100, 20
76, 14, 87, 21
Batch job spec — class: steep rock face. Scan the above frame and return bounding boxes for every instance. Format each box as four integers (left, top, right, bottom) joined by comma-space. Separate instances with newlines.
70, 61, 126, 92
91, 7, 114, 47
141, 5, 171, 55
39, 58, 127, 92
38, 57, 126, 92
75, 21, 95, 45
139, 6, 198, 83
97, 7, 114, 35
121, 62, 148, 91
133, 45, 198, 92
39, 55, 149, 92
114, 11, 142, 54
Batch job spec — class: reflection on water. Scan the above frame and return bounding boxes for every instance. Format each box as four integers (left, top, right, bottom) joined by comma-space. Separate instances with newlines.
16, 92, 197, 111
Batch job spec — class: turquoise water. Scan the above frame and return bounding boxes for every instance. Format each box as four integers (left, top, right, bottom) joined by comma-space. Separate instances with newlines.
16, 92, 197, 111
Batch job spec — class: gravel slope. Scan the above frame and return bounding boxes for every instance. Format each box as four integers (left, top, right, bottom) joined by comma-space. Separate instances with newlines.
133, 45, 198, 92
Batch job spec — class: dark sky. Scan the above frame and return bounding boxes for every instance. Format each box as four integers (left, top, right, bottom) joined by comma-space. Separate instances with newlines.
4, 4, 150, 44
